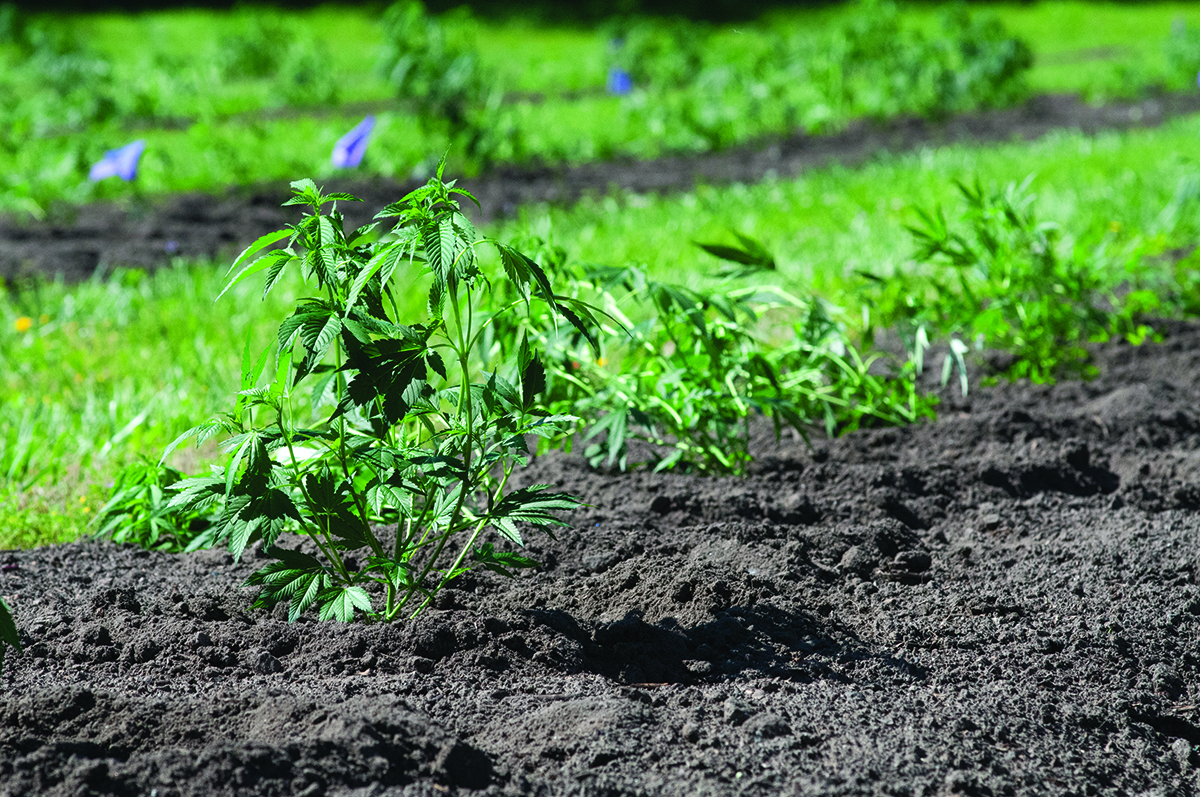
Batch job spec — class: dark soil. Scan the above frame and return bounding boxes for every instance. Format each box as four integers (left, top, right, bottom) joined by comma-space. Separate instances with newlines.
4, 91, 1199, 285
4, 319, 1200, 794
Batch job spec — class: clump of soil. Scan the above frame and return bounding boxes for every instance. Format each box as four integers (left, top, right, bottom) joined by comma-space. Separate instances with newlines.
2, 321, 1200, 796
3, 91, 1198, 285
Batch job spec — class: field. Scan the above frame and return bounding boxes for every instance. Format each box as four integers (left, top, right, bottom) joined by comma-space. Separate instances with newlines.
3, 1, 1200, 795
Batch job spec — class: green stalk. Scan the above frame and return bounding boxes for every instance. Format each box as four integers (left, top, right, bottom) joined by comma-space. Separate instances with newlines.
390, 275, 477, 618
410, 517, 489, 618
277, 415, 351, 582
410, 434, 514, 617
331, 335, 385, 560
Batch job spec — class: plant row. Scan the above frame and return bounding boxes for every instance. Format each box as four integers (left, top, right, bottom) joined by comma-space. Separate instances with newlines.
17, 1, 1200, 215
69, 162, 1178, 641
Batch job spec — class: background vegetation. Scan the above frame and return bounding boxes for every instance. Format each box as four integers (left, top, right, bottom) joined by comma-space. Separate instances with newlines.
3, 1, 1200, 216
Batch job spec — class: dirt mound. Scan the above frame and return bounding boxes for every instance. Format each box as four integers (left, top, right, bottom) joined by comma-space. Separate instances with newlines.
1, 323, 1199, 794
4, 91, 1199, 285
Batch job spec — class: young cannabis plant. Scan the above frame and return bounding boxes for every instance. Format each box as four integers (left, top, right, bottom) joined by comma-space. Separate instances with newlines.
903, 176, 1148, 382
165, 164, 595, 622
511, 232, 934, 475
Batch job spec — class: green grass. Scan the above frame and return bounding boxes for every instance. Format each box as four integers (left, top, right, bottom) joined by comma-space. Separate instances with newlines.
5, 1, 1200, 217
5, 114, 1200, 547
0, 260, 301, 546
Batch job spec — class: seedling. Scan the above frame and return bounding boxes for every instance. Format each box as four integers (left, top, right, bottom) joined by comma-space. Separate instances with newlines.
877, 176, 1155, 384
378, 1, 511, 165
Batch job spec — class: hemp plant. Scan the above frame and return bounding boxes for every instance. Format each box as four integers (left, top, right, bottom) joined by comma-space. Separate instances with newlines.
165, 164, 594, 622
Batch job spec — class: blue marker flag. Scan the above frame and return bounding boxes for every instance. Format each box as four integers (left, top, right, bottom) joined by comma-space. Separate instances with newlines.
88, 140, 146, 182
332, 116, 375, 169
607, 67, 633, 96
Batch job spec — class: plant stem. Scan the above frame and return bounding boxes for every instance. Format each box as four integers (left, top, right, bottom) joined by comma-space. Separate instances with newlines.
278, 415, 351, 582
332, 336, 385, 559
410, 517, 489, 618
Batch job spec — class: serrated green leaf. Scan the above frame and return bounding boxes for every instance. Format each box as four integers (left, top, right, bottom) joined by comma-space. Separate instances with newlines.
554, 298, 603, 357
218, 249, 293, 302
288, 572, 327, 621
302, 469, 344, 515
367, 481, 414, 517
486, 485, 578, 545
229, 515, 263, 563
522, 355, 545, 410
348, 222, 381, 248
224, 433, 255, 498
449, 186, 481, 209
262, 254, 295, 298
242, 338, 275, 394
308, 368, 338, 412
287, 178, 319, 201
695, 230, 776, 274
425, 350, 447, 380
427, 273, 446, 320
300, 311, 342, 365
474, 542, 539, 577
277, 307, 325, 354
431, 484, 463, 526
338, 335, 429, 425
226, 228, 292, 278
167, 476, 225, 510
317, 585, 373, 622
196, 418, 235, 447
495, 243, 532, 308
424, 217, 458, 285
246, 549, 330, 621
159, 424, 202, 466
488, 372, 521, 410
345, 246, 391, 312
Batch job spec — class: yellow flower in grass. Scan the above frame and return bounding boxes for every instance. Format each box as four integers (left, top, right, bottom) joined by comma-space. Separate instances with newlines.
14, 316, 32, 333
